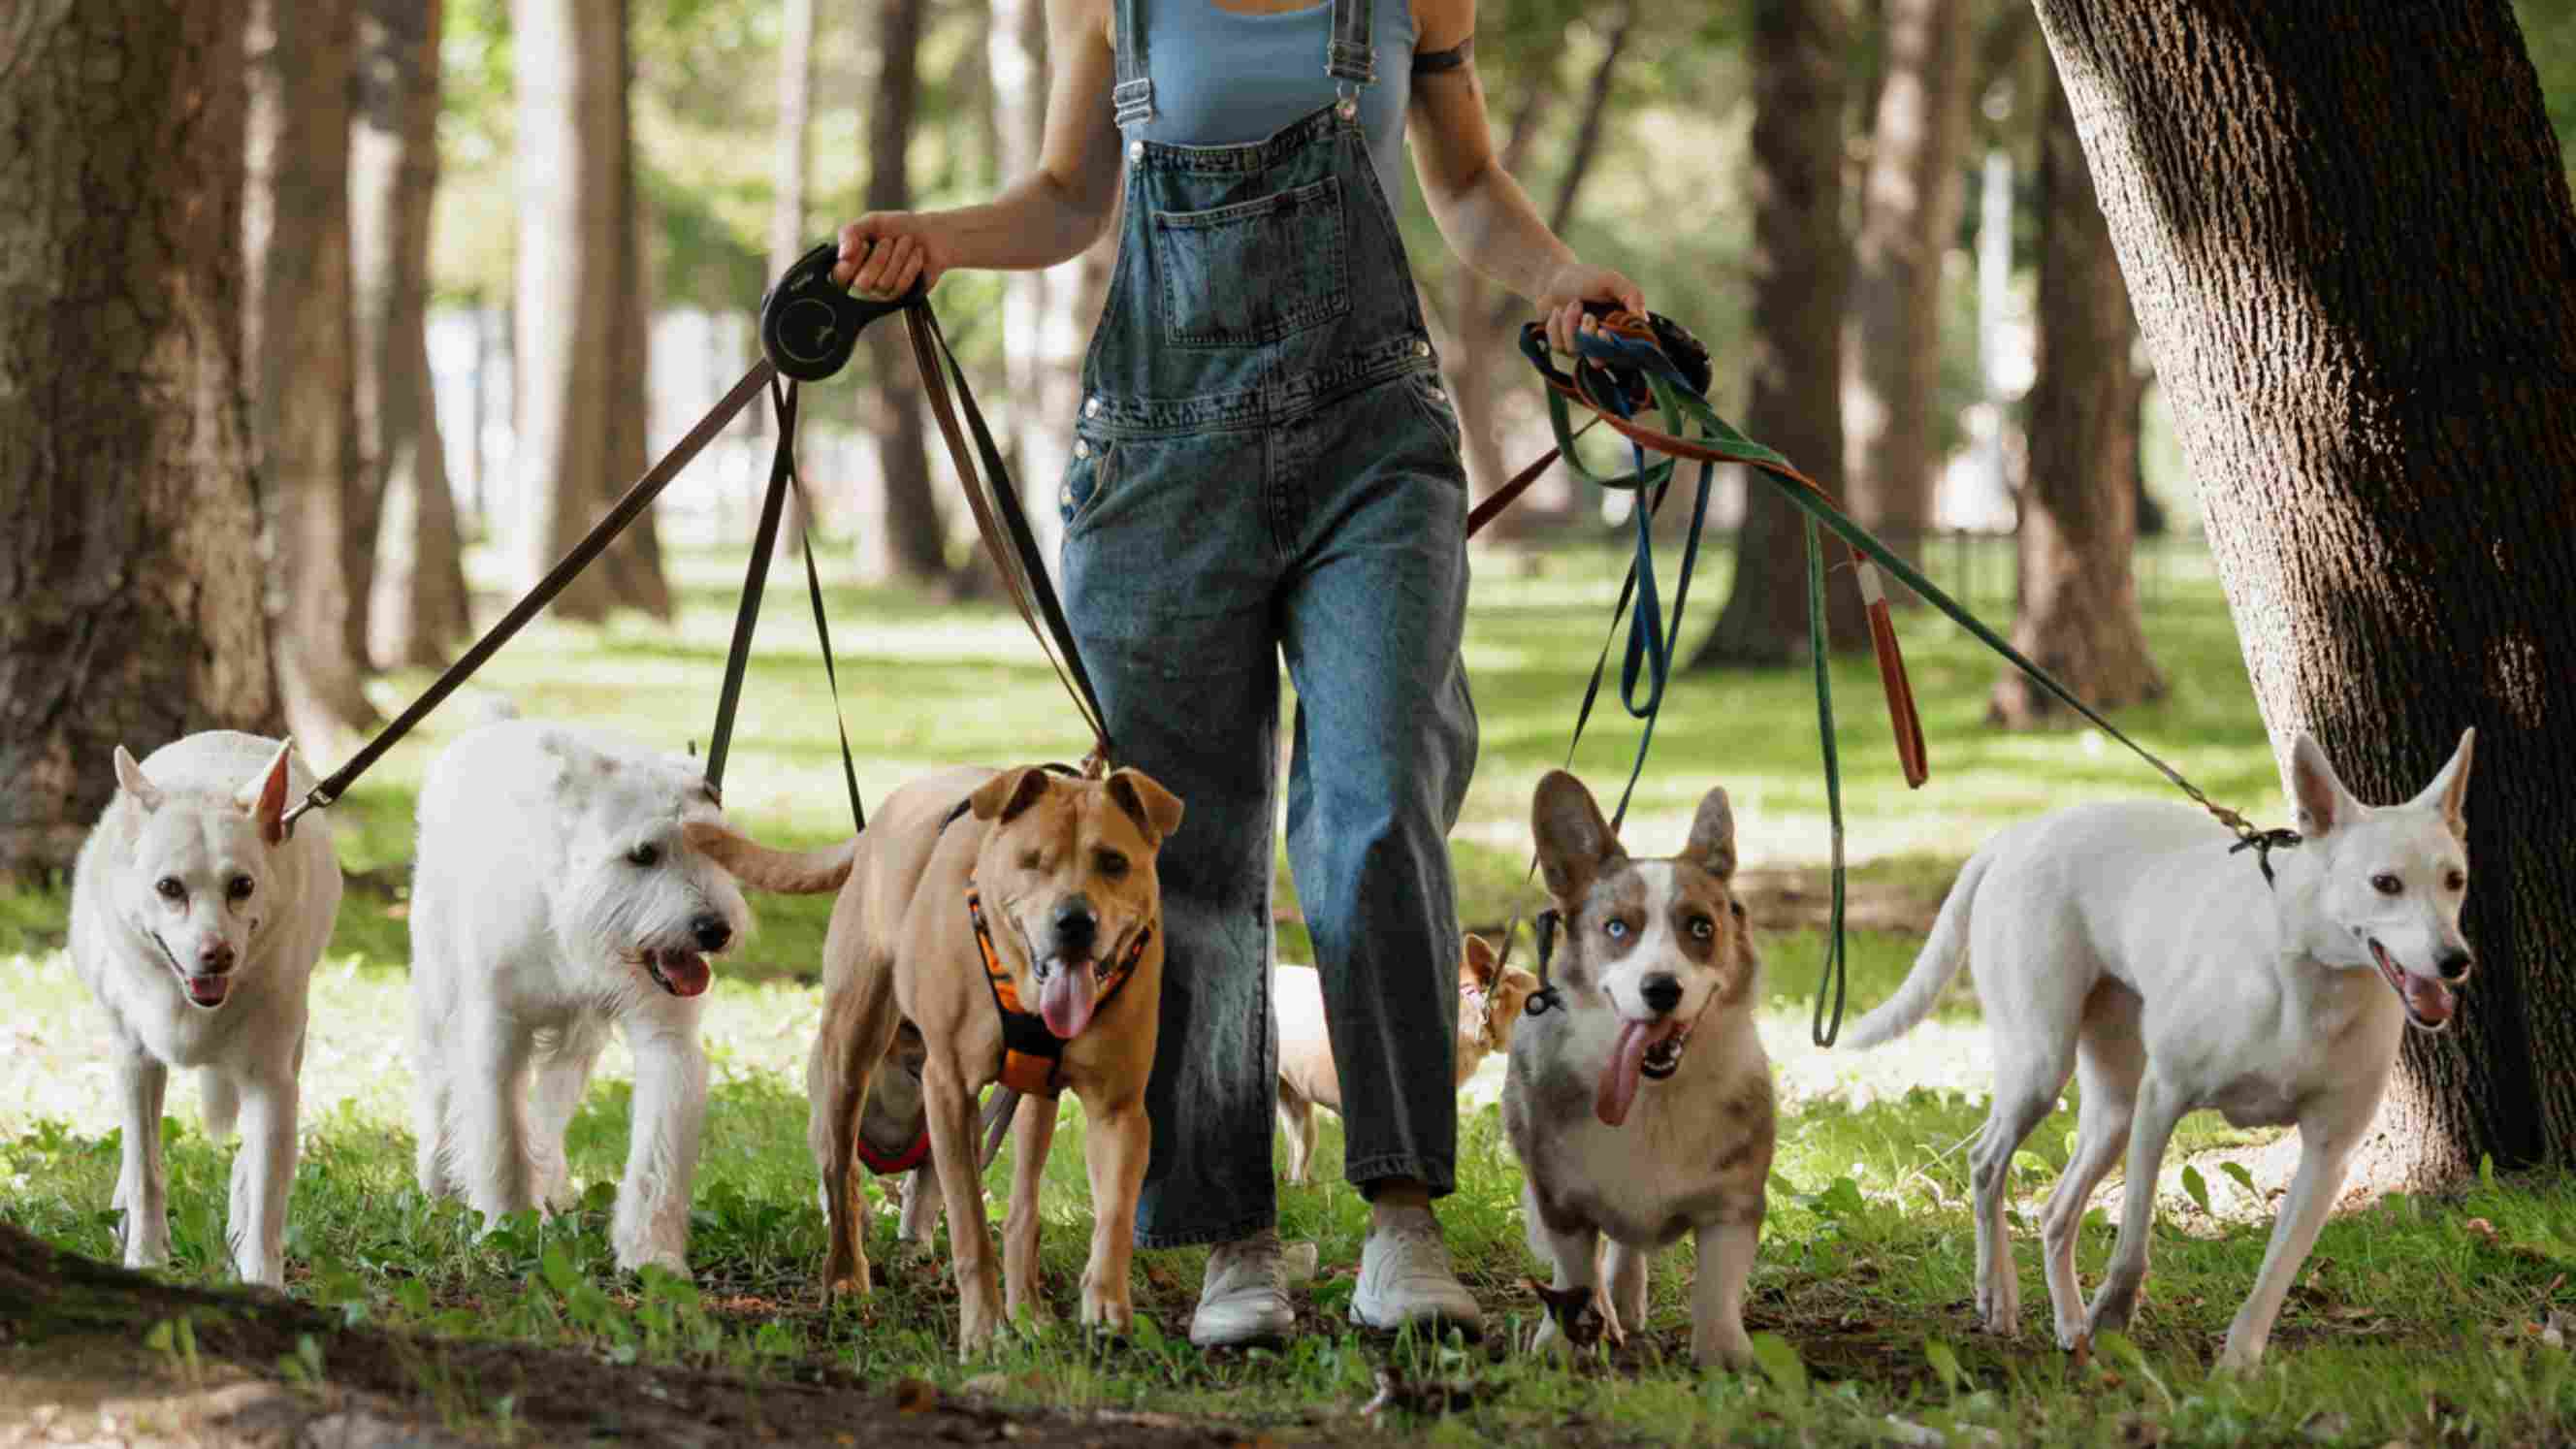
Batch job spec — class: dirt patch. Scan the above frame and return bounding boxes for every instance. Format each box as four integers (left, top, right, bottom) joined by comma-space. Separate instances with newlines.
0, 1228, 1290, 1448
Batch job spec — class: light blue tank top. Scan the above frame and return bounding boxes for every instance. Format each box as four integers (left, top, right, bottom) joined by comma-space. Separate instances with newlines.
1120, 0, 1418, 207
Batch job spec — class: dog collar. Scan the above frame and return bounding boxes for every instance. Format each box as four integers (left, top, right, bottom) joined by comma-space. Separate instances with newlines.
853, 1124, 932, 1176
966, 881, 1152, 1100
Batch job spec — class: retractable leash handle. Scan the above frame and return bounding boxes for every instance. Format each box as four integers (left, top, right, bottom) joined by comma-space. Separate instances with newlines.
758, 241, 928, 381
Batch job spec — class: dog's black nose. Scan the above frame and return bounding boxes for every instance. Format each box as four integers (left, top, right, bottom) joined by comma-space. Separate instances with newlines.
2437, 949, 2474, 982
1640, 973, 1683, 1014
692, 914, 732, 951
1050, 898, 1098, 955
197, 942, 236, 974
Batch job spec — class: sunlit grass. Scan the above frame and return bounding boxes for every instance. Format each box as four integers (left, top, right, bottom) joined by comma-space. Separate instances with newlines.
6, 531, 2566, 1445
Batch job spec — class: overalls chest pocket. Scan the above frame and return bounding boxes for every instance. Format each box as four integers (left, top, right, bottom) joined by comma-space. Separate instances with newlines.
1150, 176, 1352, 349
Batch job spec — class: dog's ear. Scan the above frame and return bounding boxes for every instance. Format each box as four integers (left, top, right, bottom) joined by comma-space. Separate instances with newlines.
1532, 770, 1623, 904
232, 738, 296, 847
1461, 933, 1499, 991
2288, 732, 2360, 838
1104, 768, 1185, 846
1684, 786, 1737, 882
2405, 726, 2475, 842
113, 746, 165, 812
970, 766, 1052, 825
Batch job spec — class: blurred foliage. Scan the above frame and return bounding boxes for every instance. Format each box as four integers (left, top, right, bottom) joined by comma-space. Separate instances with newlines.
427, 0, 2576, 449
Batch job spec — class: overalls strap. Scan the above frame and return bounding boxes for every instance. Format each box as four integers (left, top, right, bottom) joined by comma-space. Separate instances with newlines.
1111, 0, 1156, 125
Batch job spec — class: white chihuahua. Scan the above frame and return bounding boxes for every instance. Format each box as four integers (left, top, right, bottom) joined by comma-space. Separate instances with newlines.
68, 732, 343, 1288
1847, 729, 2474, 1368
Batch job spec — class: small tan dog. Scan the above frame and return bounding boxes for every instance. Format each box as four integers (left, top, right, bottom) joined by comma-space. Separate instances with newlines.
691, 763, 1181, 1355
1272, 935, 1538, 1185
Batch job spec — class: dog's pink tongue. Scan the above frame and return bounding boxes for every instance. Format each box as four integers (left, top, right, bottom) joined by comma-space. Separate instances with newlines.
2405, 973, 2456, 1026
1040, 962, 1097, 1040
658, 951, 712, 998
184, 975, 231, 1008
1595, 1020, 1652, 1127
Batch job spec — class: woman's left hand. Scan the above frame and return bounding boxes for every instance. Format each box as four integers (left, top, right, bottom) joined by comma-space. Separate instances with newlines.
1536, 262, 1648, 360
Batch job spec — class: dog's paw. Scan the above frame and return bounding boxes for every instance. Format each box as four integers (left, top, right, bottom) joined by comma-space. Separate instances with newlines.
1691, 1331, 1755, 1372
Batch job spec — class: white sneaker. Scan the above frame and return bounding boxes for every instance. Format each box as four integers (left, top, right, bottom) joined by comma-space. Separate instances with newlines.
1349, 1206, 1484, 1339
1188, 1228, 1295, 1348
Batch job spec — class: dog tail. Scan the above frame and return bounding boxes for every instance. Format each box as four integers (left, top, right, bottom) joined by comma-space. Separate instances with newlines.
684, 821, 855, 894
1842, 845, 1994, 1049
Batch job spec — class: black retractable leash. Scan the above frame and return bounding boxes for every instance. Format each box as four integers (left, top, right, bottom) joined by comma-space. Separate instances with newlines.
279, 241, 923, 838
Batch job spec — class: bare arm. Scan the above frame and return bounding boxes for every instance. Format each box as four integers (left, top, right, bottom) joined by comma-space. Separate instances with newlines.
834, 0, 1125, 295
1405, 0, 1641, 355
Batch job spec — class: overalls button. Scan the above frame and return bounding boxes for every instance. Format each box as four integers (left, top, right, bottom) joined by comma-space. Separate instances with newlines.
1074, 438, 1091, 459
1413, 339, 1432, 358
1128, 141, 1144, 161
1083, 397, 1102, 418
1061, 487, 1075, 506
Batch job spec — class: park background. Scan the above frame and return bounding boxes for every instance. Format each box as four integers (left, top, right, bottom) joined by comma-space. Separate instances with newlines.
3, 1, 2575, 1443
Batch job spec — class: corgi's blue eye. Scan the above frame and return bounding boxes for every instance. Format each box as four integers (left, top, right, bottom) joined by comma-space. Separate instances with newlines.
1604, 919, 1629, 940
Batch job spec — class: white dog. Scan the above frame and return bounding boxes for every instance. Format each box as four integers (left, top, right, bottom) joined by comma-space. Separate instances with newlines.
1846, 729, 2475, 1368
407, 720, 752, 1275
69, 732, 342, 1288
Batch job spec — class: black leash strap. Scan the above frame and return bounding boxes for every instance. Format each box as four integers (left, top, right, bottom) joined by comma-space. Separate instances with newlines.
281, 361, 779, 831
702, 377, 867, 832
905, 305, 1115, 768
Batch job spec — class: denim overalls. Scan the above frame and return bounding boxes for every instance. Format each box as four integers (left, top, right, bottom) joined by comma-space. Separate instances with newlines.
1057, 0, 1477, 1248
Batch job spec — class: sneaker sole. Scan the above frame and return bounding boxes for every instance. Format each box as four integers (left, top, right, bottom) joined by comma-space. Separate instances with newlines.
1348, 1299, 1486, 1343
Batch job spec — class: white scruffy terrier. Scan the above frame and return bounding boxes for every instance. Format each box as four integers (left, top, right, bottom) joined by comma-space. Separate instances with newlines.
407, 719, 752, 1276
69, 731, 343, 1288
1845, 728, 2475, 1368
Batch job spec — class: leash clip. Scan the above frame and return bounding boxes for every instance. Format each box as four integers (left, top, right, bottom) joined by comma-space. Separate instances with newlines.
759, 240, 926, 381
2228, 826, 2304, 887
1523, 907, 1566, 1017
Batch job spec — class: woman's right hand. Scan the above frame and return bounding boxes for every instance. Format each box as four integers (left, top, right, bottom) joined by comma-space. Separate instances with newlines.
832, 213, 949, 298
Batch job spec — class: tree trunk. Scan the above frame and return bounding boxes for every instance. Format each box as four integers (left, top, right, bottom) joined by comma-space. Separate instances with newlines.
354, 0, 472, 670
1843, 0, 1974, 548
595, 0, 674, 621
864, 0, 950, 587
0, 0, 275, 881
2036, 0, 2576, 1176
766, 0, 820, 555
1985, 67, 2163, 727
1694, 0, 1868, 666
245, 0, 376, 753
510, 0, 621, 623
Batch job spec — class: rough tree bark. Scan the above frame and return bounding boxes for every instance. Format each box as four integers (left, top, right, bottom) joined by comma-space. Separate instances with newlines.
354, 0, 472, 669
1986, 66, 2163, 727
863, 0, 952, 587
1694, 0, 1868, 665
510, 0, 621, 623
245, 0, 376, 752
595, 0, 674, 621
2036, 0, 2576, 1176
0, 0, 276, 881
1843, 0, 1974, 547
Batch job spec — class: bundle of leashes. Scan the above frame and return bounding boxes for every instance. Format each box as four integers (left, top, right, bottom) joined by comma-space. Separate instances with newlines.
277, 239, 1111, 855
1478, 302, 2294, 1048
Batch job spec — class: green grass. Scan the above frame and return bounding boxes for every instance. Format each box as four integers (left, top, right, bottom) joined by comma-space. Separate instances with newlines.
4, 531, 2569, 1444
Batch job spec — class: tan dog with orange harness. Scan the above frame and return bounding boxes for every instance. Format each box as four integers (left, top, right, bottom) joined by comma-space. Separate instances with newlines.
690, 762, 1181, 1356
